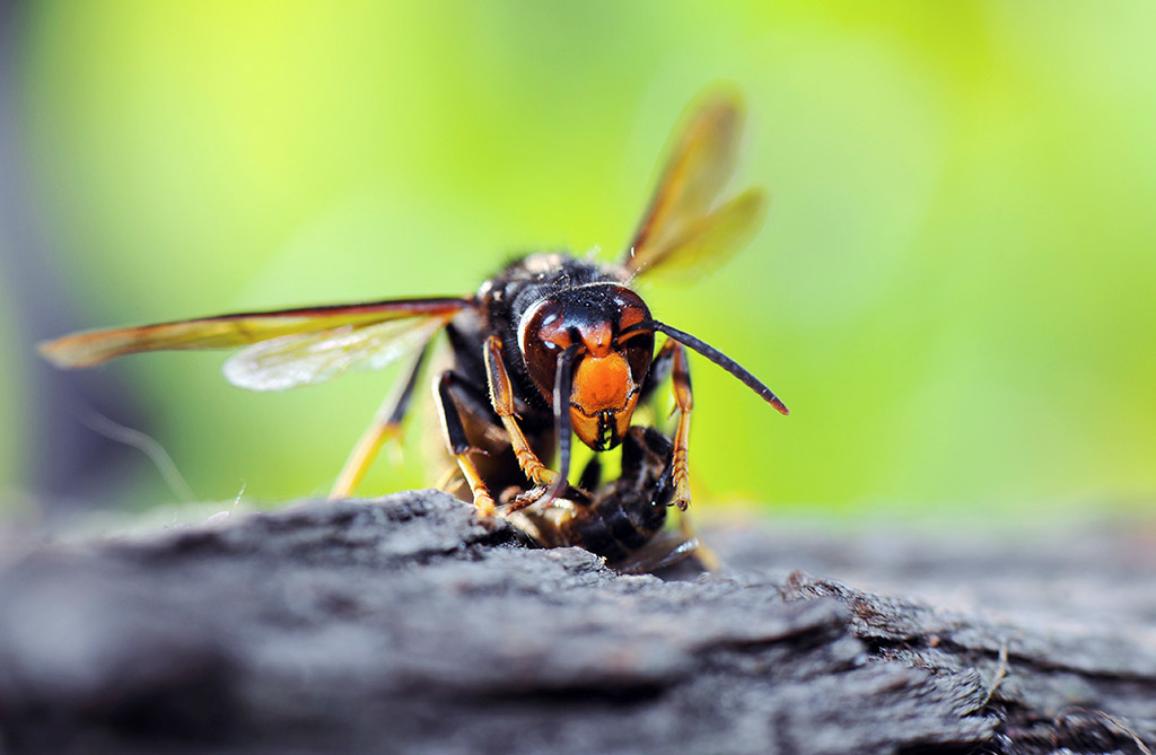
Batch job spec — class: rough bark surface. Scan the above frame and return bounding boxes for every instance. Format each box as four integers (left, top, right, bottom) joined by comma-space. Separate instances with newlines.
0, 491, 1153, 754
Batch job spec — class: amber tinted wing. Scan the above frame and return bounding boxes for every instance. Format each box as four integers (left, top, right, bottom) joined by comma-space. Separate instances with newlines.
624, 91, 763, 277
222, 315, 451, 391
639, 188, 767, 279
39, 297, 472, 368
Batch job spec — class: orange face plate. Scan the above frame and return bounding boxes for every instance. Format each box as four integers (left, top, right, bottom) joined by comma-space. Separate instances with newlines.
569, 352, 640, 450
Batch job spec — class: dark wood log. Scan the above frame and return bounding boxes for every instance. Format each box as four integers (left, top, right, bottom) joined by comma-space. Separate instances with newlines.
0, 491, 1153, 754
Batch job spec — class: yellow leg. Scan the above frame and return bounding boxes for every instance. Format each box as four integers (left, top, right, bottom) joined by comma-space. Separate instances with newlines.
328, 402, 403, 500
483, 335, 557, 487
329, 341, 430, 500
453, 452, 496, 516
668, 339, 694, 511
434, 369, 497, 516
434, 465, 459, 493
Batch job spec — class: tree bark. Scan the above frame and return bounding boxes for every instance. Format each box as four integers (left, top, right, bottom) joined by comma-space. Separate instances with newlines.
0, 491, 1153, 754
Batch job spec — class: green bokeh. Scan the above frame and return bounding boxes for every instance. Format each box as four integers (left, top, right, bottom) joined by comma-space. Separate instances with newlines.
7, 1, 1156, 518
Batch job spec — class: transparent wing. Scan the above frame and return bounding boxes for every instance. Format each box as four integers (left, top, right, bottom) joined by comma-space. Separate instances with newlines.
223, 315, 451, 391
39, 297, 471, 368
614, 532, 702, 575
633, 188, 766, 280
624, 91, 764, 277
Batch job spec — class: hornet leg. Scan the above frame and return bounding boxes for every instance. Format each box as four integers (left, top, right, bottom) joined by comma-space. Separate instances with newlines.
483, 335, 558, 487
329, 339, 432, 499
660, 337, 694, 511
434, 370, 497, 516
644, 340, 720, 569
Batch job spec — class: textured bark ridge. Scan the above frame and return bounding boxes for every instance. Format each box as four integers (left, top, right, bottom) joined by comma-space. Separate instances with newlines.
0, 491, 1153, 754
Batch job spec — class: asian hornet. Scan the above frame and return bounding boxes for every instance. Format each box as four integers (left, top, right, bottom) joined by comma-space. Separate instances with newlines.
39, 91, 789, 564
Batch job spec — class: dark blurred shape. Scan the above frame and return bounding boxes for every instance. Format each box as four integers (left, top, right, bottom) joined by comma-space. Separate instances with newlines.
1, 1, 152, 516
0, 491, 1152, 753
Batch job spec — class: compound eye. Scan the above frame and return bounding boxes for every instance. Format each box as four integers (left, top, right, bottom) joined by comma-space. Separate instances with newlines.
618, 306, 648, 339
519, 299, 573, 397
607, 288, 650, 339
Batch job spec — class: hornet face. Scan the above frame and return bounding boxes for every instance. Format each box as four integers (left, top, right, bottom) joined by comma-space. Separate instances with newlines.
518, 284, 655, 451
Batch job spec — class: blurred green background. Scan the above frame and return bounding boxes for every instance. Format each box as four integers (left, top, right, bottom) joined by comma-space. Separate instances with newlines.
4, 1, 1155, 521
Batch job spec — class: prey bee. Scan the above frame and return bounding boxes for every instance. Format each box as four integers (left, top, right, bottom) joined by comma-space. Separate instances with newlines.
39, 92, 789, 567
505, 425, 700, 573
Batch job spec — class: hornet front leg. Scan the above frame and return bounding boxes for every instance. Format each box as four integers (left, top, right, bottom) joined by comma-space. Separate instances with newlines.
483, 335, 559, 488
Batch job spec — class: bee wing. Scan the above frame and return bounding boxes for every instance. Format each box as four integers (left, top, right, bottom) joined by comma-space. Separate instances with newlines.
223, 315, 450, 391
624, 91, 763, 277
613, 532, 702, 575
38, 297, 471, 368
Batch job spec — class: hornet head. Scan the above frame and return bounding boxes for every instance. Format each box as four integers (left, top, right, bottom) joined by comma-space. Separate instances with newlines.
518, 284, 654, 451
